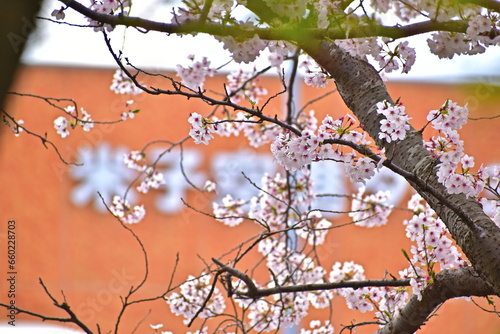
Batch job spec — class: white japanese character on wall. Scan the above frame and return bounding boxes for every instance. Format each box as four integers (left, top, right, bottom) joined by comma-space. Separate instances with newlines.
71, 143, 135, 212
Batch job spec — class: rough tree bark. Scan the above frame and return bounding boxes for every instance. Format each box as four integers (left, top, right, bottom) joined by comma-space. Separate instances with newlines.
376, 267, 492, 334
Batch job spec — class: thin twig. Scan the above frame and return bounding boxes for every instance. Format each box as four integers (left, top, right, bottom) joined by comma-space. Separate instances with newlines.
1, 109, 81, 166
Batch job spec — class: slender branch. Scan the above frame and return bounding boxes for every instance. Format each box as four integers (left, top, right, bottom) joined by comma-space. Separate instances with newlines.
5, 91, 125, 125
0, 279, 94, 334
96, 193, 155, 334
296, 88, 338, 120
199, 0, 215, 24
0, 301, 94, 334
469, 113, 500, 120
101, 33, 302, 136
98, 193, 148, 295
1, 109, 81, 166
212, 258, 410, 298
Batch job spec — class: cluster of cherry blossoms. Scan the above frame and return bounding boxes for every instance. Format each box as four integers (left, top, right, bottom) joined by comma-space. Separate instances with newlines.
226, 68, 268, 105
53, 117, 71, 138
188, 112, 216, 145
267, 41, 295, 68
137, 167, 165, 193
188, 99, 282, 147
349, 186, 393, 227
336, 38, 417, 74
110, 69, 143, 95
124, 151, 166, 194
165, 274, 226, 324
52, 0, 132, 30
109, 195, 146, 224
376, 40, 416, 74
248, 173, 298, 232
428, 14, 500, 59
300, 320, 334, 334
246, 293, 309, 330
54, 105, 94, 138
176, 55, 217, 90
270, 114, 382, 186
250, 173, 317, 233
328, 261, 418, 321
299, 57, 329, 88
271, 130, 321, 172
478, 165, 500, 226
345, 157, 377, 184
330, 261, 376, 313
212, 194, 245, 226
234, 239, 332, 330
424, 100, 485, 197
171, 0, 233, 25
88, 0, 131, 32
208, 17, 295, 65
402, 193, 468, 299
188, 107, 385, 187
219, 34, 268, 64
376, 100, 411, 143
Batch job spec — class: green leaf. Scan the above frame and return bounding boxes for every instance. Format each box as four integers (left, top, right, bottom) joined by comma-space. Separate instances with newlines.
401, 249, 410, 261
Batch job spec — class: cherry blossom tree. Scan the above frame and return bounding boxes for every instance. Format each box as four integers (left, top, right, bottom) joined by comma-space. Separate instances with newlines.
2, 0, 500, 333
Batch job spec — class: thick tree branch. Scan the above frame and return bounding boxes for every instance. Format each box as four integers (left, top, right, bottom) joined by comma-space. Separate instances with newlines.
376, 267, 494, 334
212, 258, 410, 299
461, 0, 500, 11
58, 0, 467, 42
